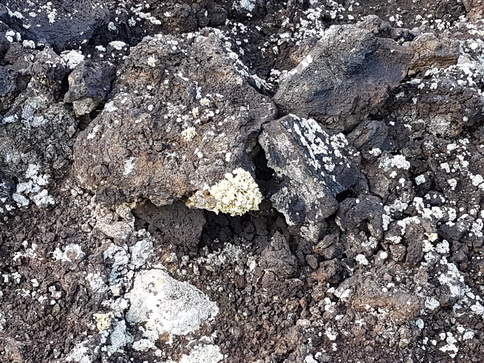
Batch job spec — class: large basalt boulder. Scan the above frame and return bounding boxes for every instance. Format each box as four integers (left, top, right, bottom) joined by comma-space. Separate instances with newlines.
259, 115, 361, 241
74, 30, 277, 207
385, 74, 483, 140
274, 24, 413, 132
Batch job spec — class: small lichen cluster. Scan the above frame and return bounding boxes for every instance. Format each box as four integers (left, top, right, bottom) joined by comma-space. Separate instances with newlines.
181, 126, 197, 142
93, 312, 114, 332
208, 168, 262, 216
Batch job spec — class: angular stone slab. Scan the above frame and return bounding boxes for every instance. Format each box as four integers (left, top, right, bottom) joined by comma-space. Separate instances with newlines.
274, 24, 413, 132
259, 115, 361, 238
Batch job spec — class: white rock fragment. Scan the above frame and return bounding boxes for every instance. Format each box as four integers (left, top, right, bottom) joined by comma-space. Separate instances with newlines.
355, 254, 369, 265
435, 240, 450, 254
12, 193, 29, 207
86, 125, 100, 140
86, 272, 108, 293
437, 258, 469, 299
22, 40, 36, 48
107, 320, 133, 354
125, 269, 218, 346
379, 154, 411, 171
129, 238, 154, 268
325, 327, 338, 341
415, 318, 425, 330
470, 301, 484, 315
52, 244, 85, 263
104, 101, 118, 113
109, 41, 128, 51
439, 332, 459, 358
179, 344, 223, 363
415, 174, 426, 185
65, 341, 91, 363
304, 355, 318, 363
32, 189, 54, 206
425, 297, 440, 311
123, 157, 136, 176
234, 0, 256, 12
147, 56, 157, 67
132, 339, 155, 352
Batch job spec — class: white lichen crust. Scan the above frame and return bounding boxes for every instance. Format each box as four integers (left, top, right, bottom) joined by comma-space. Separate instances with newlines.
208, 168, 262, 216
181, 126, 197, 142
188, 168, 262, 216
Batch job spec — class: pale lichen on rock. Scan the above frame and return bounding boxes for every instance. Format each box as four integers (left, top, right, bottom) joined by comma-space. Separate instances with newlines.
187, 167, 262, 216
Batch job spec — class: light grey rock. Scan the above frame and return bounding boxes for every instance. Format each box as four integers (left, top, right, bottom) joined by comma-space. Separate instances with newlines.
125, 268, 218, 339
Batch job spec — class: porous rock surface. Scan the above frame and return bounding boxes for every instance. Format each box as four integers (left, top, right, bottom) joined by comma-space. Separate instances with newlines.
73, 31, 276, 207
1, 1, 484, 363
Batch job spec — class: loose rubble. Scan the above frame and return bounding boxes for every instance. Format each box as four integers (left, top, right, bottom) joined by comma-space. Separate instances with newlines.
1, 1, 484, 362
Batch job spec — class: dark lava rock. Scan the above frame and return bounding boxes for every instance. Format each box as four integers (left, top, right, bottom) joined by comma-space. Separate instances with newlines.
347, 119, 389, 160
274, 24, 413, 132
0, 66, 17, 112
405, 33, 460, 76
336, 264, 425, 324
337, 195, 385, 241
259, 114, 361, 241
385, 75, 483, 139
0, 168, 15, 205
0, 1, 110, 50
74, 30, 276, 207
64, 61, 115, 116
259, 231, 298, 278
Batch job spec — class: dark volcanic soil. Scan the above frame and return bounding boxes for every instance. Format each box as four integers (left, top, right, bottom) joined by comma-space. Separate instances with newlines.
1, 1, 484, 362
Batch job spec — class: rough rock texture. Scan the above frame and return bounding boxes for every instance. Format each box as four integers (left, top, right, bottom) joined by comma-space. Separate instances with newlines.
74, 31, 276, 207
0, 1, 110, 50
125, 268, 219, 343
336, 263, 426, 323
274, 25, 413, 132
1, 1, 484, 362
133, 201, 206, 250
64, 60, 115, 116
0, 65, 17, 111
259, 115, 361, 241
463, 0, 484, 22
405, 33, 460, 75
